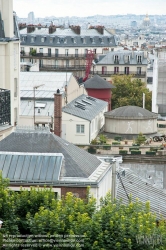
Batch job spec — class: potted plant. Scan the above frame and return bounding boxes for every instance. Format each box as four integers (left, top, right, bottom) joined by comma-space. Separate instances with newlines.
124, 139, 128, 145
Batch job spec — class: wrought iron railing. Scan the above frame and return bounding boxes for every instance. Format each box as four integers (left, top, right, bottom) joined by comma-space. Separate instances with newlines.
91, 71, 146, 77
20, 52, 87, 58
39, 65, 86, 70
0, 88, 11, 125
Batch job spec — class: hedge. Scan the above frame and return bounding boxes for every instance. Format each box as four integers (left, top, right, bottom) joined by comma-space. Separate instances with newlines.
131, 150, 141, 155
119, 150, 128, 155
114, 136, 122, 141
129, 147, 140, 151
146, 151, 156, 155
112, 141, 121, 145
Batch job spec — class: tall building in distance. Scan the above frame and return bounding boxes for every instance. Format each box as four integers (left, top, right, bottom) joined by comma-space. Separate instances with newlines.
0, 0, 20, 139
28, 11, 35, 24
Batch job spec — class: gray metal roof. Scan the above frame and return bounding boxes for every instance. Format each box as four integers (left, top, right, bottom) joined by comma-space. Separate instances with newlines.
20, 72, 72, 99
20, 27, 117, 47
97, 50, 148, 65
62, 94, 108, 121
84, 75, 115, 89
105, 106, 158, 119
0, 152, 63, 183
0, 131, 101, 178
20, 100, 54, 117
117, 168, 166, 218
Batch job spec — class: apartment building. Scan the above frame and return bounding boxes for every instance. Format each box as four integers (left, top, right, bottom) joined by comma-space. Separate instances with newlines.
94, 50, 148, 83
0, 0, 20, 140
19, 24, 117, 78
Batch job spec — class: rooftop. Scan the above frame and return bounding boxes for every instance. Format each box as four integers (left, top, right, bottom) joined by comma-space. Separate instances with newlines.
84, 75, 115, 89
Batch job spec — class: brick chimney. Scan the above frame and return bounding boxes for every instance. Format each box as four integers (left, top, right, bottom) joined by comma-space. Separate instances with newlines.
70, 25, 80, 35
18, 23, 27, 30
54, 89, 62, 137
49, 25, 56, 34
27, 25, 35, 33
96, 25, 104, 35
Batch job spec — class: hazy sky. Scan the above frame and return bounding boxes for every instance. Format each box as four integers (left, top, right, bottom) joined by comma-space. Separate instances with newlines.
13, 0, 166, 18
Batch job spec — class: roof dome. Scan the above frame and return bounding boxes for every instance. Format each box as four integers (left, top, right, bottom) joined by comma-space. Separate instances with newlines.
105, 106, 157, 119
144, 13, 150, 22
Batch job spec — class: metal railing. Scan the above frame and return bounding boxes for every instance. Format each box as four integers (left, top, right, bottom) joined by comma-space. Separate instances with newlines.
20, 52, 87, 58
91, 71, 146, 77
39, 65, 86, 70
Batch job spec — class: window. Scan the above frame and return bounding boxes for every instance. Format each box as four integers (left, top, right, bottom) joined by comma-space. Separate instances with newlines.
41, 37, 45, 42
39, 48, 43, 53
22, 36, 26, 42
50, 37, 53, 43
114, 55, 119, 63
65, 49, 69, 56
137, 67, 141, 74
14, 78, 17, 97
124, 67, 129, 75
55, 49, 59, 57
66, 60, 69, 67
48, 48, 51, 56
75, 49, 78, 57
55, 60, 58, 68
114, 67, 119, 74
64, 38, 67, 44
76, 124, 84, 134
137, 55, 142, 63
31, 37, 34, 43
102, 66, 107, 74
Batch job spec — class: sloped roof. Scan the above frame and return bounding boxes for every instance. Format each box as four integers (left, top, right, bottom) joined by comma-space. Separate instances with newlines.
20, 72, 73, 99
97, 50, 147, 65
105, 106, 158, 119
117, 168, 166, 218
84, 75, 115, 89
62, 94, 107, 121
0, 152, 63, 183
0, 130, 101, 179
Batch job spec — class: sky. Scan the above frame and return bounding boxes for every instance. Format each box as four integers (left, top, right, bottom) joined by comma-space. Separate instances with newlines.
13, 0, 166, 18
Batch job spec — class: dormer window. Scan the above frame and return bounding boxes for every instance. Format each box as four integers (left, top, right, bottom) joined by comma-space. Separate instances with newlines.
57, 37, 60, 43
137, 55, 142, 63
64, 38, 67, 44
41, 37, 45, 42
124, 55, 130, 63
22, 36, 26, 42
81, 37, 86, 44
114, 55, 119, 63
90, 37, 95, 44
72, 37, 76, 43
31, 37, 35, 43
50, 37, 53, 43
100, 37, 104, 43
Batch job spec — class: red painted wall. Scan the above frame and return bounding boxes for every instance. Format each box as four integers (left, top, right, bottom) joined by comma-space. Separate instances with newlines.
86, 89, 112, 111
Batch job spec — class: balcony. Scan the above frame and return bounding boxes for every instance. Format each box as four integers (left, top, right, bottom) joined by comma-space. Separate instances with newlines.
20, 52, 86, 59
39, 64, 86, 71
91, 71, 146, 78
0, 88, 11, 126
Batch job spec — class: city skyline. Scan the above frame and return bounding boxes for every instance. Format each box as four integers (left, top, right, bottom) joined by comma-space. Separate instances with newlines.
14, 0, 166, 18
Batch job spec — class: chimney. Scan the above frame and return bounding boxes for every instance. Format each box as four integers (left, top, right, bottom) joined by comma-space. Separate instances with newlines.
96, 25, 104, 35
49, 25, 56, 34
18, 23, 27, 30
54, 89, 62, 137
70, 25, 80, 35
27, 25, 35, 33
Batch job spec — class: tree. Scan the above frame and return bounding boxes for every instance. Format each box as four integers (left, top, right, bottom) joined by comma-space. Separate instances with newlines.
111, 75, 152, 111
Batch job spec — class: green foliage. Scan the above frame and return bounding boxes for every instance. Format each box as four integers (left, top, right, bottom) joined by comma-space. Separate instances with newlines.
119, 150, 128, 155
112, 141, 121, 145
91, 139, 98, 145
114, 136, 122, 141
0, 173, 166, 249
146, 151, 156, 155
99, 134, 107, 144
88, 146, 97, 154
30, 48, 36, 56
102, 144, 111, 150
111, 75, 152, 111
129, 147, 140, 151
131, 150, 141, 155
135, 132, 146, 145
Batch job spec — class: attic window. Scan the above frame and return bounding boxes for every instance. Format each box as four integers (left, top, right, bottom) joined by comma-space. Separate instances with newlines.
41, 37, 45, 42
50, 37, 53, 43
81, 37, 86, 44
114, 55, 119, 63
137, 55, 142, 63
72, 37, 76, 43
64, 38, 67, 43
31, 37, 35, 43
35, 102, 46, 108
57, 37, 60, 43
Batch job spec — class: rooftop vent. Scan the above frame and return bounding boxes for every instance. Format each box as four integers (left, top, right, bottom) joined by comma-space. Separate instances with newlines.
86, 96, 96, 101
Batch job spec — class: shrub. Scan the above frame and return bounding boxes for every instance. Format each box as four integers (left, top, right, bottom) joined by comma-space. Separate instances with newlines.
150, 147, 158, 152
91, 139, 98, 145
88, 146, 96, 154
103, 144, 111, 150
135, 132, 146, 145
131, 150, 141, 155
99, 134, 107, 144
129, 147, 140, 151
112, 141, 121, 145
119, 150, 128, 155
114, 136, 122, 141
146, 151, 156, 155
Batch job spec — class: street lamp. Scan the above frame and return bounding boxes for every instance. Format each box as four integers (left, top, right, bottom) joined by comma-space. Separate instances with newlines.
33, 84, 45, 126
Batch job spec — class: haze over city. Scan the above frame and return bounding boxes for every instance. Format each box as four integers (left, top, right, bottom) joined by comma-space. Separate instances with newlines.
13, 0, 166, 17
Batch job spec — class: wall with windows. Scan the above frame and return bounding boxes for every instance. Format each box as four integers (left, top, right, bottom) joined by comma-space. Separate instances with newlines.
62, 112, 90, 144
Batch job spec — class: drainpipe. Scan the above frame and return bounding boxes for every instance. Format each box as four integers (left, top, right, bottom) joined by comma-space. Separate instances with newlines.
111, 159, 116, 202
